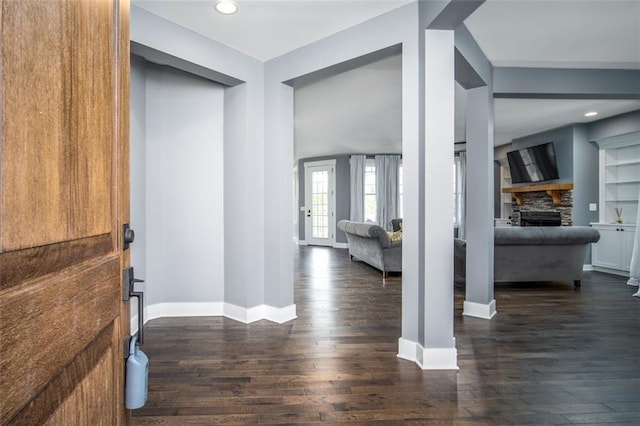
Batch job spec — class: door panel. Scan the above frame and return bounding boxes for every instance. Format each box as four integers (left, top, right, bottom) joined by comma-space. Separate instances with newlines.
0, 255, 120, 422
6, 323, 115, 425
0, 0, 130, 424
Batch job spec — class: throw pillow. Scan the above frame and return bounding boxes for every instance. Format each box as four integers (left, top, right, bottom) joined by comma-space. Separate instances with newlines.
387, 230, 403, 243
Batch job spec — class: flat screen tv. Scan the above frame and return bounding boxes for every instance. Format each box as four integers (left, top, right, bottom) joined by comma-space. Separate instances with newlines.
506, 142, 559, 184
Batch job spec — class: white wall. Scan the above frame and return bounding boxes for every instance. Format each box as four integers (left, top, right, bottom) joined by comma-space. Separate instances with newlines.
142, 63, 225, 309
130, 55, 148, 329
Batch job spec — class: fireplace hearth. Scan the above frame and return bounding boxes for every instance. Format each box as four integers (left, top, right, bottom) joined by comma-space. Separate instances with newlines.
520, 211, 561, 226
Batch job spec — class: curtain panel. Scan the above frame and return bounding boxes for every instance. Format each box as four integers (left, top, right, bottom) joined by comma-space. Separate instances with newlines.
349, 155, 366, 222
629, 187, 639, 296
375, 155, 400, 230
455, 152, 467, 240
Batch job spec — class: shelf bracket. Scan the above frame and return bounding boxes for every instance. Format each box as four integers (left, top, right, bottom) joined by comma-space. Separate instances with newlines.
512, 192, 524, 206
546, 190, 563, 206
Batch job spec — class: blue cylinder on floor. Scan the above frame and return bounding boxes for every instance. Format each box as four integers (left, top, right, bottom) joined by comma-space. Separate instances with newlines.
125, 335, 149, 409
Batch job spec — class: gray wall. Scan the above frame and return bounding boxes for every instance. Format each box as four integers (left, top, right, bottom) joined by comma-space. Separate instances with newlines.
130, 55, 148, 325
588, 110, 640, 141
512, 126, 574, 183
572, 124, 600, 228
298, 155, 350, 244
130, 58, 226, 310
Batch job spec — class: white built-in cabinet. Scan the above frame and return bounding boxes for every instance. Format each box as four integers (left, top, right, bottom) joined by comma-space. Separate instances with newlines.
591, 131, 639, 274
591, 223, 636, 273
500, 164, 513, 220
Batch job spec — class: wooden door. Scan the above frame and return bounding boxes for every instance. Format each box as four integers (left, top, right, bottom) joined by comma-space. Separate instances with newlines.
0, 0, 131, 424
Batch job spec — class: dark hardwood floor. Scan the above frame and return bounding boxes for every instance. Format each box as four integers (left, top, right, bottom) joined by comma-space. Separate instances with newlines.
132, 246, 640, 425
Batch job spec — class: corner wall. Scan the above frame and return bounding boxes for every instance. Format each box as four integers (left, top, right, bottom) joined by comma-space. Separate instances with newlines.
130, 59, 226, 317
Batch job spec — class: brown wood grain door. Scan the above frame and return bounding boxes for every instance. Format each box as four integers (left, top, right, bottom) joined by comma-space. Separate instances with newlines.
0, 0, 131, 424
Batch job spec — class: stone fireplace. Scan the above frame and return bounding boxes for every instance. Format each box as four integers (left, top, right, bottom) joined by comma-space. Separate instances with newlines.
502, 183, 573, 226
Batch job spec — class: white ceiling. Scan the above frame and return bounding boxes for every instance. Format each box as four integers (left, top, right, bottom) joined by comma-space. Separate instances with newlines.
464, 0, 640, 70
133, 0, 412, 61
133, 0, 640, 157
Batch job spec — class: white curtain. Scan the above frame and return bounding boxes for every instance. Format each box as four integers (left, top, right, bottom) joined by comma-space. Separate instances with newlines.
375, 155, 400, 230
349, 155, 366, 222
628, 187, 640, 296
455, 152, 467, 239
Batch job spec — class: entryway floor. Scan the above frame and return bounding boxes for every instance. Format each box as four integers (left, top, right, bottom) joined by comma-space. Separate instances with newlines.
132, 246, 640, 425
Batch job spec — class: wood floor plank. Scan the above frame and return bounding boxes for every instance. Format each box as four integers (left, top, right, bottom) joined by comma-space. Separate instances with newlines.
132, 246, 640, 424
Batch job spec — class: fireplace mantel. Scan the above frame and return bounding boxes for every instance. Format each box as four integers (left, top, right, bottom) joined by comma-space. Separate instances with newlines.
502, 183, 574, 206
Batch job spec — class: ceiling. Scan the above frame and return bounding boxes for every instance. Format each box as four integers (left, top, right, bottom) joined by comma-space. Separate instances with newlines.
133, 0, 413, 61
133, 0, 640, 157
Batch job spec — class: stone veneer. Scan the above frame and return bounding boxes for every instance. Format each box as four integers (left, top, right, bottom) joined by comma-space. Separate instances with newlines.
511, 189, 573, 226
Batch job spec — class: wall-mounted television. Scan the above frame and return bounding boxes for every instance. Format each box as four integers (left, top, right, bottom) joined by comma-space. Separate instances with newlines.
506, 142, 559, 184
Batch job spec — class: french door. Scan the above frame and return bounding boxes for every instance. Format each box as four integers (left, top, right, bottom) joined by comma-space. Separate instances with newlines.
304, 160, 336, 247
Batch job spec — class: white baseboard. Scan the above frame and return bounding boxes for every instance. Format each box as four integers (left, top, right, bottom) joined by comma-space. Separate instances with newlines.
140, 302, 297, 326
298, 240, 308, 246
463, 299, 497, 320
397, 337, 417, 363
583, 264, 594, 271
592, 266, 630, 277
333, 242, 348, 249
224, 303, 297, 324
397, 338, 458, 370
146, 302, 223, 324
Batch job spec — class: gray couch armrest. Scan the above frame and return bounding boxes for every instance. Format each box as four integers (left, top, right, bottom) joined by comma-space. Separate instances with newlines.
337, 220, 391, 248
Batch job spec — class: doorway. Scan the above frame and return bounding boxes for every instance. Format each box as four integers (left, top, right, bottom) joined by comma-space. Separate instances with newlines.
304, 160, 336, 247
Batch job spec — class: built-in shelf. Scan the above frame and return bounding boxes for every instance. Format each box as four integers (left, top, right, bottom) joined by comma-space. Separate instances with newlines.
606, 179, 640, 184
606, 159, 640, 167
502, 183, 574, 206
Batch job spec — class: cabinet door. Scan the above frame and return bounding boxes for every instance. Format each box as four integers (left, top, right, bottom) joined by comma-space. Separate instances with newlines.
592, 227, 622, 269
621, 227, 636, 272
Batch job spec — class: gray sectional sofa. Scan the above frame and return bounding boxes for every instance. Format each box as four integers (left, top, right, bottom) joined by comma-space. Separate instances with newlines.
337, 220, 402, 278
455, 226, 601, 288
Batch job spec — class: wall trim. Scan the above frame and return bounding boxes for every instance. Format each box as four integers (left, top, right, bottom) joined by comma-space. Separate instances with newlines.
397, 337, 417, 363
225, 303, 298, 324
463, 299, 497, 320
146, 302, 223, 324
593, 266, 630, 277
583, 264, 594, 272
333, 242, 348, 249
142, 302, 297, 326
397, 338, 459, 370
298, 240, 308, 246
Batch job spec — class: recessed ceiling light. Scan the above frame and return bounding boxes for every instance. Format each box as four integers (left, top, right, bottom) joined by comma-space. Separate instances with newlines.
215, 0, 238, 15
584, 111, 598, 117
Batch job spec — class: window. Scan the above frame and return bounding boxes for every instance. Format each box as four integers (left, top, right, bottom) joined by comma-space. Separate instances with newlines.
364, 160, 377, 222
363, 159, 403, 223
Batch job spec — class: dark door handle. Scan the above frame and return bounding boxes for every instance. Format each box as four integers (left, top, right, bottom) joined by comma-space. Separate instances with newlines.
123, 267, 146, 344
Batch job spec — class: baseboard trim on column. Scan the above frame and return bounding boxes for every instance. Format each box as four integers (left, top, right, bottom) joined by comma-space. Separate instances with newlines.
224, 303, 297, 324
397, 338, 459, 370
463, 299, 496, 319
397, 337, 418, 363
